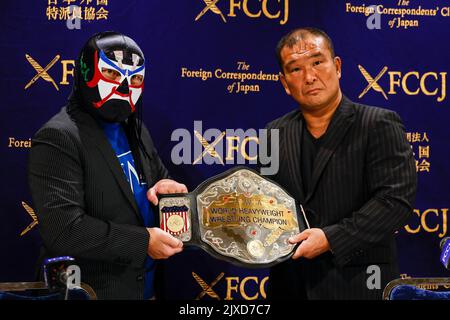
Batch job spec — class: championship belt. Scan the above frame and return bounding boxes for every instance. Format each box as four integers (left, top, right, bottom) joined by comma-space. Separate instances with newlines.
158, 167, 310, 268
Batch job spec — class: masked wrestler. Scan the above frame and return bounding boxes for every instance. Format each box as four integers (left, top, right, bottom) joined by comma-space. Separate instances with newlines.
28, 31, 186, 300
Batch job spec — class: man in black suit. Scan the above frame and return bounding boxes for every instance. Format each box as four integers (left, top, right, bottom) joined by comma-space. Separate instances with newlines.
28, 32, 186, 299
265, 28, 417, 299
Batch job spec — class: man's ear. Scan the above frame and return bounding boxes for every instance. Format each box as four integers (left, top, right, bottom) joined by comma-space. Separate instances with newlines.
334, 56, 342, 79
279, 72, 291, 96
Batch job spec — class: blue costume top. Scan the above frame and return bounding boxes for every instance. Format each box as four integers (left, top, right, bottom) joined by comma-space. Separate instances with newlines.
100, 121, 156, 299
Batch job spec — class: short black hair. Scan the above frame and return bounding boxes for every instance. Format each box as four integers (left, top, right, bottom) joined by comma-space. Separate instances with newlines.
276, 27, 335, 73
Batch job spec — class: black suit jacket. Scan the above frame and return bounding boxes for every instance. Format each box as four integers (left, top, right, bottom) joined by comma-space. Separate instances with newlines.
265, 96, 417, 299
28, 102, 169, 299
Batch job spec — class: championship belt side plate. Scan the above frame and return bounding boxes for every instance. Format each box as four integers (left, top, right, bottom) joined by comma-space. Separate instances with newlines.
158, 166, 310, 268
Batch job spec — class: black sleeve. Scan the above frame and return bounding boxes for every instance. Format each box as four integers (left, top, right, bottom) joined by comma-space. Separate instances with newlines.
28, 127, 149, 267
322, 111, 417, 267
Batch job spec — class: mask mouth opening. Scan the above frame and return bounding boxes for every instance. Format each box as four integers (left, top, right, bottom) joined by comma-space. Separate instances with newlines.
92, 88, 137, 113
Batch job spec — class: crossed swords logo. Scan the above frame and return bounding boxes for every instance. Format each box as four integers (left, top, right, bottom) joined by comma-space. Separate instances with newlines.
193, 130, 226, 165
192, 271, 225, 300
24, 54, 60, 91
358, 65, 389, 100
20, 201, 38, 236
195, 0, 227, 23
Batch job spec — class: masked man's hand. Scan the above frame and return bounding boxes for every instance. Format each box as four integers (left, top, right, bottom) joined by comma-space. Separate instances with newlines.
146, 228, 183, 259
147, 179, 188, 205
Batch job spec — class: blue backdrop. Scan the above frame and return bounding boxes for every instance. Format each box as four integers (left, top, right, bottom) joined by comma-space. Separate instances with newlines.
1, 0, 449, 299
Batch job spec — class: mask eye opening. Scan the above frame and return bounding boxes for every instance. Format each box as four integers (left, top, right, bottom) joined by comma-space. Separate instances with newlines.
130, 74, 144, 86
101, 67, 122, 82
